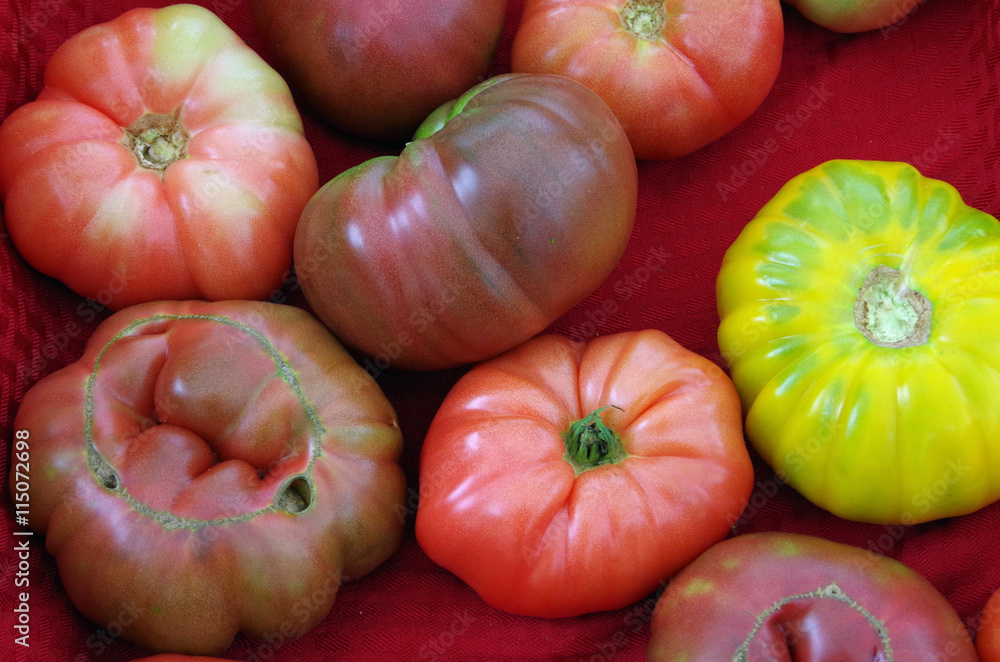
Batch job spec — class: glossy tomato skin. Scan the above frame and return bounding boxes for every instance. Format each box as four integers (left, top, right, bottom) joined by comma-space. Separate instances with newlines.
717, 160, 1000, 524
11, 301, 405, 654
250, 0, 508, 141
786, 0, 921, 33
294, 73, 638, 371
647, 532, 978, 661
415, 330, 754, 617
978, 587, 1000, 661
510, 0, 784, 159
0, 5, 318, 310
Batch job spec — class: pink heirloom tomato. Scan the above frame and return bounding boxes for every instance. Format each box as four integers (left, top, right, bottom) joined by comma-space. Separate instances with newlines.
11, 300, 405, 654
0, 4, 318, 309
250, 0, 508, 141
648, 532, 978, 661
511, 0, 784, 159
294, 73, 638, 371
415, 330, 754, 617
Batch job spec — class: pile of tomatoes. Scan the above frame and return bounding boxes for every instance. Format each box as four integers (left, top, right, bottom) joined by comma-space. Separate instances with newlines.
2, 0, 999, 660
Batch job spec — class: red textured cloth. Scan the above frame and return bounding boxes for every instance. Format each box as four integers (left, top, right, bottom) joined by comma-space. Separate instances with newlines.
1, 1, 998, 660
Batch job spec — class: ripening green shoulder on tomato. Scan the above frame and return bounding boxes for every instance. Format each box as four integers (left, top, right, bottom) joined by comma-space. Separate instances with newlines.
784, 0, 922, 33
648, 532, 977, 660
294, 73, 638, 371
717, 159, 1000, 524
0, 5, 318, 309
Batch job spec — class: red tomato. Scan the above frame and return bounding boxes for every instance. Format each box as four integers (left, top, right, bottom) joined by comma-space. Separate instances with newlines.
414, 330, 754, 617
0, 5, 318, 310
11, 300, 405, 654
294, 73, 637, 371
786, 0, 922, 33
250, 0, 508, 141
978, 586, 1000, 661
648, 532, 978, 661
510, 0, 784, 159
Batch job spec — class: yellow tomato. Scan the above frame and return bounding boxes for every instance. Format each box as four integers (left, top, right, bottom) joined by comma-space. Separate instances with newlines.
717, 160, 1000, 524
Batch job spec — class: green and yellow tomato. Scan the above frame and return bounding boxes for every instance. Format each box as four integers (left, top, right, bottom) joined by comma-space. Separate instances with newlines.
717, 160, 1000, 524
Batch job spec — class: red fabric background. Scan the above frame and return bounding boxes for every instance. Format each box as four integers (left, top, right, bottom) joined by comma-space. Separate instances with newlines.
1, 0, 998, 660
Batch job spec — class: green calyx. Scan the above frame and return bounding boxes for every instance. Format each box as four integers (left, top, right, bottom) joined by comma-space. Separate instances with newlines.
563, 405, 628, 474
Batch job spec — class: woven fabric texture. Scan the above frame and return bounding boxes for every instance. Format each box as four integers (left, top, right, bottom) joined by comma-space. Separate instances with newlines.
1, 0, 998, 660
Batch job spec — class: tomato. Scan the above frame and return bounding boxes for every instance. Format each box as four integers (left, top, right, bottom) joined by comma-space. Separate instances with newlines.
647, 532, 978, 660
0, 5, 318, 310
785, 0, 922, 33
717, 160, 1000, 524
414, 330, 753, 617
130, 657, 230, 662
510, 0, 784, 160
11, 300, 405, 654
294, 73, 637, 371
978, 587, 1000, 662
250, 0, 508, 141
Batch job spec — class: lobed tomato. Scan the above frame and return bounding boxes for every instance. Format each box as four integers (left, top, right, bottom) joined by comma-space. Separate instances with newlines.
0, 5, 318, 309
294, 73, 637, 371
510, 0, 784, 159
12, 300, 406, 654
717, 160, 1000, 524
415, 330, 753, 617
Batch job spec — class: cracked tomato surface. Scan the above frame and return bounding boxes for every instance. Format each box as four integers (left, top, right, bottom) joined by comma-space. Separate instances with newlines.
11, 300, 405, 655
0, 4, 318, 309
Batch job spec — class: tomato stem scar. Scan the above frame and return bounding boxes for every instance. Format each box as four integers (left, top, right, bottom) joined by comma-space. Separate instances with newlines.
619, 1, 667, 42
122, 109, 189, 174
854, 265, 932, 348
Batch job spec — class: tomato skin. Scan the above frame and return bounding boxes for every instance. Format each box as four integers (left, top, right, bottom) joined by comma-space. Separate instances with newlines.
978, 587, 1000, 662
647, 532, 978, 661
294, 73, 637, 371
785, 0, 922, 33
11, 300, 405, 654
0, 5, 318, 310
717, 160, 1000, 524
250, 0, 508, 141
415, 330, 753, 618
510, 0, 784, 159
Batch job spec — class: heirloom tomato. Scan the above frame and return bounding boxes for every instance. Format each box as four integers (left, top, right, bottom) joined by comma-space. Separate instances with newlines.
785, 0, 923, 33
647, 532, 978, 661
294, 73, 637, 371
717, 160, 1000, 524
978, 586, 1000, 662
11, 301, 405, 654
510, 0, 784, 159
251, 0, 508, 141
414, 330, 754, 617
0, 5, 318, 310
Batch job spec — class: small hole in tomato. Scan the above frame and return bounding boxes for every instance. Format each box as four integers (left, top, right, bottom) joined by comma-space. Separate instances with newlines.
101, 470, 119, 491
275, 475, 313, 514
